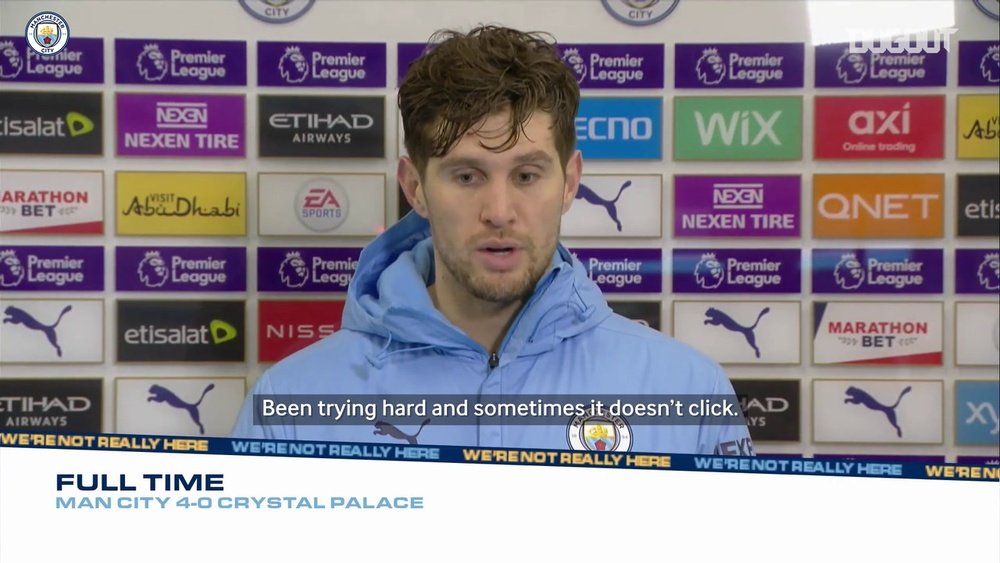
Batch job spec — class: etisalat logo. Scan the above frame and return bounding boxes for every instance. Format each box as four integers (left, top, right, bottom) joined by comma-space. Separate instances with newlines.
137, 250, 229, 288
0, 110, 95, 139
123, 319, 237, 346
693, 252, 783, 290
833, 252, 925, 290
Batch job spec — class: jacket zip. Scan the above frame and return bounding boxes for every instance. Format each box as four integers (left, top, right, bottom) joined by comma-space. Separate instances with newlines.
488, 352, 500, 371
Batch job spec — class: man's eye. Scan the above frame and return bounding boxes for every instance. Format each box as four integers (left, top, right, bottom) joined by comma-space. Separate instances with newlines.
456, 173, 479, 185
516, 172, 538, 184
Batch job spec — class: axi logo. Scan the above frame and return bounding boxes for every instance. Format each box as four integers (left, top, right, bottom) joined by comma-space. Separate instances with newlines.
812, 249, 943, 294
116, 39, 247, 86
258, 247, 361, 293
259, 300, 344, 362
258, 42, 386, 88
813, 174, 943, 238
673, 249, 800, 293
674, 96, 802, 160
0, 92, 102, 154
956, 381, 1000, 445
117, 300, 245, 362
814, 96, 944, 159
574, 97, 661, 160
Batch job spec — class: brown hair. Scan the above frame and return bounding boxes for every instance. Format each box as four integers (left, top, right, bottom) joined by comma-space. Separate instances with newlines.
398, 25, 580, 176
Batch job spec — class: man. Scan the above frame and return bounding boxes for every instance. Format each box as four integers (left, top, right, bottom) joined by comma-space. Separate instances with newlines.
232, 26, 753, 456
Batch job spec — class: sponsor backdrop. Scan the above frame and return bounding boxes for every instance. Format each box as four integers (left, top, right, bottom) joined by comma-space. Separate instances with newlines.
0, 0, 997, 466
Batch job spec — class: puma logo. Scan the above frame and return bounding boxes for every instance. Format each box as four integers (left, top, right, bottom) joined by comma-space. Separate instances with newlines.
844, 386, 912, 438
704, 306, 770, 358
147, 383, 215, 435
575, 180, 633, 232
3, 305, 72, 357
373, 419, 431, 445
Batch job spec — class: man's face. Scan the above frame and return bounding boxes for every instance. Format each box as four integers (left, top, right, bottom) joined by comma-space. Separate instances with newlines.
399, 110, 581, 305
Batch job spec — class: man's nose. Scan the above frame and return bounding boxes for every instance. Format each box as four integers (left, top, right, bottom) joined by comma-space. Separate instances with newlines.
479, 179, 517, 227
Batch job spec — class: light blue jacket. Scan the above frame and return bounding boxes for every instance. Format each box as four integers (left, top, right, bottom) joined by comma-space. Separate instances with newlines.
232, 212, 753, 455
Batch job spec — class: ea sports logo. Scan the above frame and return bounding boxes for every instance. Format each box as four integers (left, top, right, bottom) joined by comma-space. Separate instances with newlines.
295, 178, 349, 233
25, 12, 69, 55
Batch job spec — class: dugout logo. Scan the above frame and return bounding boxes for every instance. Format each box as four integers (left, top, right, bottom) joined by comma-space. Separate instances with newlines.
258, 95, 385, 158
0, 91, 102, 155
567, 407, 632, 452
0, 378, 101, 432
116, 300, 245, 362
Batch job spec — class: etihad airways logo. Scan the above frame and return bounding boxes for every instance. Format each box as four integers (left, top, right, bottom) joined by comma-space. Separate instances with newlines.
258, 95, 385, 157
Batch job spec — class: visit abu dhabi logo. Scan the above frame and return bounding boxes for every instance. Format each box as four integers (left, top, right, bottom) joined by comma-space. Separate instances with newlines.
25, 12, 69, 55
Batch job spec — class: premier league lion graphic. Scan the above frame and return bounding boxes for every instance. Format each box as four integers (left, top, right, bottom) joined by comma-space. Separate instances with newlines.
0, 40, 23, 79
136, 43, 168, 81
138, 251, 169, 288
695, 48, 726, 85
834, 253, 865, 290
0, 250, 25, 288
279, 251, 309, 288
836, 49, 867, 84
982, 45, 1000, 83
561, 47, 586, 83
694, 253, 724, 290
978, 253, 1000, 291
279, 45, 309, 83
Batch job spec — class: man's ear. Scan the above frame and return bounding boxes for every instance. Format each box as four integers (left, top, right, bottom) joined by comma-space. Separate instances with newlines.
397, 156, 429, 218
561, 150, 582, 214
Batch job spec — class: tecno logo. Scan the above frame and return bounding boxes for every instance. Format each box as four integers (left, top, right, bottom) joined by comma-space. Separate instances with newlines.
818, 192, 939, 220
849, 103, 909, 135
574, 116, 653, 140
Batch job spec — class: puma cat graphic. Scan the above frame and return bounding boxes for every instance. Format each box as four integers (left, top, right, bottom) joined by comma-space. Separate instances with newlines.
844, 386, 912, 438
576, 180, 633, 232
3, 304, 72, 357
373, 419, 431, 445
703, 306, 770, 358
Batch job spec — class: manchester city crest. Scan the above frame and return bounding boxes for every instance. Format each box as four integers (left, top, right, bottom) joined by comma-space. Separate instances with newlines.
974, 0, 1000, 20
567, 407, 632, 451
25, 12, 69, 55
239, 0, 316, 23
601, 0, 680, 26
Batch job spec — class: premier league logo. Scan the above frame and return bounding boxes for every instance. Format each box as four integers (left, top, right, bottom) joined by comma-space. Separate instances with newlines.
695, 48, 725, 85
0, 41, 24, 78
979, 253, 1000, 290
279, 251, 308, 288
834, 253, 864, 290
982, 45, 1000, 83
137, 251, 169, 288
25, 12, 69, 55
0, 250, 25, 287
279, 46, 308, 83
136, 43, 168, 81
561, 47, 587, 83
836, 49, 867, 84
694, 253, 724, 289
601, 0, 680, 26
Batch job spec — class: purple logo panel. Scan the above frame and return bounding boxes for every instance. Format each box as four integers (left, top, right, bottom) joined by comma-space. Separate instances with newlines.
958, 41, 1000, 87
956, 249, 1000, 294
675, 43, 804, 88
674, 175, 800, 237
672, 249, 801, 293
815, 43, 947, 87
569, 248, 662, 293
115, 39, 246, 86
396, 42, 432, 85
116, 247, 246, 292
257, 42, 386, 87
812, 248, 943, 294
0, 36, 103, 83
0, 246, 103, 291
557, 43, 663, 89
116, 93, 245, 157
257, 247, 361, 292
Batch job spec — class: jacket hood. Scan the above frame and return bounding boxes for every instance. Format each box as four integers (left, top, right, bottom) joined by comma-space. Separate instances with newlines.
342, 211, 612, 364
